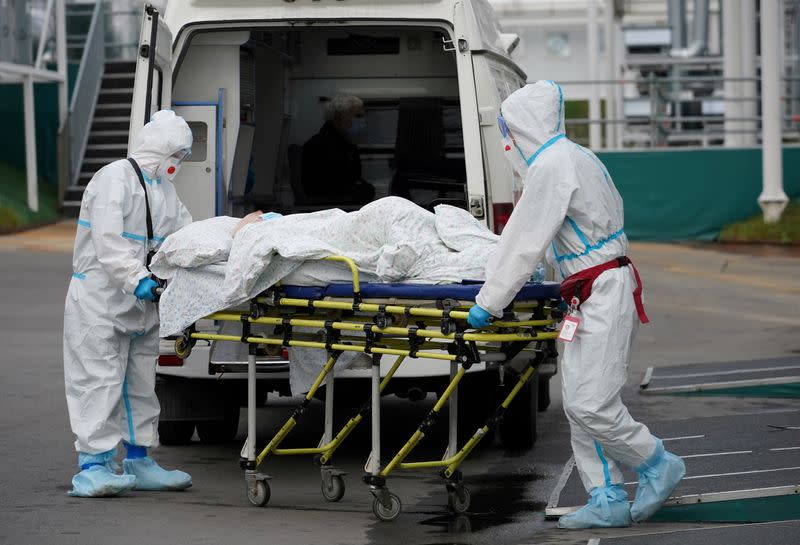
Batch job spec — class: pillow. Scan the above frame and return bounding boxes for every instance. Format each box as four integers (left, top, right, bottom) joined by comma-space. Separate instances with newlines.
150, 216, 240, 278
434, 204, 499, 251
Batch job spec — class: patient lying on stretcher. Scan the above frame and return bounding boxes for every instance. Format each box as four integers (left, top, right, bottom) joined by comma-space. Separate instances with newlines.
151, 197, 501, 337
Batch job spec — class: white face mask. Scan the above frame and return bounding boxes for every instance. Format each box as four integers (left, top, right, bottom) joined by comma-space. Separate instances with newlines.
157, 157, 182, 181
498, 116, 529, 177
502, 136, 530, 178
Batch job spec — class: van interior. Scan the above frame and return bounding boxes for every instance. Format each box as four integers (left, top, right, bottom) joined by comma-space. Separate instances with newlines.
175, 25, 468, 217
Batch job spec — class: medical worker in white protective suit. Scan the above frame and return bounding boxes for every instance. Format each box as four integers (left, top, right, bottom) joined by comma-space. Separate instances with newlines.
63, 109, 194, 497
468, 81, 685, 529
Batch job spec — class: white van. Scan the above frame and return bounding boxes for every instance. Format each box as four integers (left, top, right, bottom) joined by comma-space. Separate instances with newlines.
131, 0, 555, 448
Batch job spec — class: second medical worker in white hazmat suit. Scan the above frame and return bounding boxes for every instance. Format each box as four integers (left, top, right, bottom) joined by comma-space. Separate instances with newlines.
468, 82, 686, 529
64, 110, 194, 497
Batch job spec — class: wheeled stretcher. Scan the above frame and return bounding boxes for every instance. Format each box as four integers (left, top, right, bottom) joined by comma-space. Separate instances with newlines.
173, 256, 561, 521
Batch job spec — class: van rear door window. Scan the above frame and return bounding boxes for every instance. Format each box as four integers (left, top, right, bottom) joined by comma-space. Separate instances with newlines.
327, 34, 400, 55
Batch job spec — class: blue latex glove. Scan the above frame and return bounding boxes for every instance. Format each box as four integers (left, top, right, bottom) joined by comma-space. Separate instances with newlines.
134, 277, 158, 301
261, 212, 283, 221
467, 304, 493, 329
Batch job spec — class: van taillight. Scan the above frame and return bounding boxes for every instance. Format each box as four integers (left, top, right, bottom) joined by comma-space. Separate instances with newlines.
281, 348, 289, 360
492, 202, 514, 234
158, 354, 184, 366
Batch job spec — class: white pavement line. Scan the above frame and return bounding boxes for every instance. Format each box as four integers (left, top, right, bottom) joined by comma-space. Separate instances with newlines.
587, 539, 600, 545
680, 450, 753, 459
770, 446, 800, 452
653, 364, 800, 380
624, 465, 800, 486
548, 455, 576, 509
662, 434, 705, 442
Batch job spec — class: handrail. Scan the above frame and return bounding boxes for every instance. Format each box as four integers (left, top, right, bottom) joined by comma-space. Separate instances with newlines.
69, 2, 105, 185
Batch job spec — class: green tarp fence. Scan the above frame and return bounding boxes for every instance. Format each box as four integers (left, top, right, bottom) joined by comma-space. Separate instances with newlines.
598, 146, 800, 241
0, 64, 78, 186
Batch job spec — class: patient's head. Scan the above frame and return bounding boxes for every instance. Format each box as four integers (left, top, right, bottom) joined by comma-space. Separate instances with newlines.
325, 95, 365, 140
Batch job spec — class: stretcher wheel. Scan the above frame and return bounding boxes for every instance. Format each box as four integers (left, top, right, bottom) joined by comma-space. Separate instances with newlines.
372, 492, 402, 522
247, 480, 270, 507
321, 475, 345, 502
174, 336, 194, 359
447, 485, 471, 514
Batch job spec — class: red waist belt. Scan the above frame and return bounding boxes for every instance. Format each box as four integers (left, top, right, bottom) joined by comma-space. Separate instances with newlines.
559, 256, 649, 324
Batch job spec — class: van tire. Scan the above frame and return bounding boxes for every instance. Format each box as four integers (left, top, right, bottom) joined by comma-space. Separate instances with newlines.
498, 373, 538, 450
537, 374, 551, 412
456, 373, 494, 447
159, 421, 195, 445
197, 399, 241, 443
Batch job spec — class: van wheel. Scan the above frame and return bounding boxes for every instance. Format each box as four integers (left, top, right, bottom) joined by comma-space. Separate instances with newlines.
538, 375, 551, 412
197, 399, 241, 443
456, 373, 494, 447
499, 373, 538, 450
159, 421, 195, 445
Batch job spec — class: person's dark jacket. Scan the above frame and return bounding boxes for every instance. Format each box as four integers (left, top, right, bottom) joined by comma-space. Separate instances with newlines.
301, 122, 374, 204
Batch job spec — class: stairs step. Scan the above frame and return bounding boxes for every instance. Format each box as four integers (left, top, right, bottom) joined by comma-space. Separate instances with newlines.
88, 131, 129, 146
98, 89, 133, 104
94, 105, 132, 118
104, 61, 137, 74
84, 145, 128, 159
91, 119, 129, 132
101, 76, 135, 89
62, 202, 83, 217
65, 188, 86, 203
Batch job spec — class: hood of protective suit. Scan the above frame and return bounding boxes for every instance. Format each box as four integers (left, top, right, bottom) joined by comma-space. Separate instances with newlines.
500, 80, 565, 160
130, 109, 193, 178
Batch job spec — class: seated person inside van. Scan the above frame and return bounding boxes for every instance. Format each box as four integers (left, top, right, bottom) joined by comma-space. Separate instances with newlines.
302, 95, 375, 205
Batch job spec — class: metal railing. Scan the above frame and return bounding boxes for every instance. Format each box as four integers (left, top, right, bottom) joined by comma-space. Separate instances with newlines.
549, 73, 800, 149
68, 2, 105, 185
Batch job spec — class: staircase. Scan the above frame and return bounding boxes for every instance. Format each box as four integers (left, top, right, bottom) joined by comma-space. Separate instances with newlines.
62, 61, 135, 216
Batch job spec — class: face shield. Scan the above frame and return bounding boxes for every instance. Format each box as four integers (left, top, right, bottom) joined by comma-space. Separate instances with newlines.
498, 115, 530, 178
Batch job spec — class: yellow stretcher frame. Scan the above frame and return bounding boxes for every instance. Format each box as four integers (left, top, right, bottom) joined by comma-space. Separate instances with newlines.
174, 256, 560, 519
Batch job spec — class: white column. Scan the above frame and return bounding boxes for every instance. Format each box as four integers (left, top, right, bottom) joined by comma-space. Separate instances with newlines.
604, 0, 617, 149
723, 0, 743, 147
23, 76, 39, 213
758, 0, 788, 223
739, 0, 757, 147
586, 0, 602, 149
55, 0, 68, 129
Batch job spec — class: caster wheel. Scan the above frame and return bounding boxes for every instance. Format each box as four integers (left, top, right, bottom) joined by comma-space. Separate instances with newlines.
175, 336, 194, 359
321, 474, 346, 502
246, 479, 270, 507
447, 486, 471, 514
372, 492, 402, 522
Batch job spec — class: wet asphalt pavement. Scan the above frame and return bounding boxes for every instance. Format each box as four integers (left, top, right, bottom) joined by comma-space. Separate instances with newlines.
1, 228, 799, 545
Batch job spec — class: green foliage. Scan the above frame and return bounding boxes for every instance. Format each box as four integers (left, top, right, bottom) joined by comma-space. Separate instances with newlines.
0, 161, 59, 233
718, 201, 799, 244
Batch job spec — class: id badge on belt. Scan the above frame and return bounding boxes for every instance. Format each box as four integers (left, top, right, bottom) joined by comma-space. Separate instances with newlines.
558, 296, 581, 343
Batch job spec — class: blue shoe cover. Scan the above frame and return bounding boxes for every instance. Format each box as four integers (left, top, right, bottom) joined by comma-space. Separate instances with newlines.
123, 456, 192, 491
558, 485, 631, 529
69, 465, 136, 497
631, 440, 686, 522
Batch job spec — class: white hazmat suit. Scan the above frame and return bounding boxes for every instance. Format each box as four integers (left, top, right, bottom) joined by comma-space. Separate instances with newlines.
63, 110, 193, 495
474, 82, 684, 527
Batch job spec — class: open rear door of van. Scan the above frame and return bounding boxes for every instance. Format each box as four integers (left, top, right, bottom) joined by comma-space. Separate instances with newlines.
128, 4, 173, 150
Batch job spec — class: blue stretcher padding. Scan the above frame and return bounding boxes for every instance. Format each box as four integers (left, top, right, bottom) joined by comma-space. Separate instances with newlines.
281, 281, 561, 302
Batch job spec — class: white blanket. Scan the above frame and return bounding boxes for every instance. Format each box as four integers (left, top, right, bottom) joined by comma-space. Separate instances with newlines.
153, 198, 499, 391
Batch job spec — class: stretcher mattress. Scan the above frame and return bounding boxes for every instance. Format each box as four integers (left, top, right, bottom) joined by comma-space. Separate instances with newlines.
281, 281, 562, 301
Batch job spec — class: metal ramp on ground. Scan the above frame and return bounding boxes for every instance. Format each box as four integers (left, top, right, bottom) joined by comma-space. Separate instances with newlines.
591, 520, 800, 545
546, 410, 800, 523
640, 357, 800, 398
